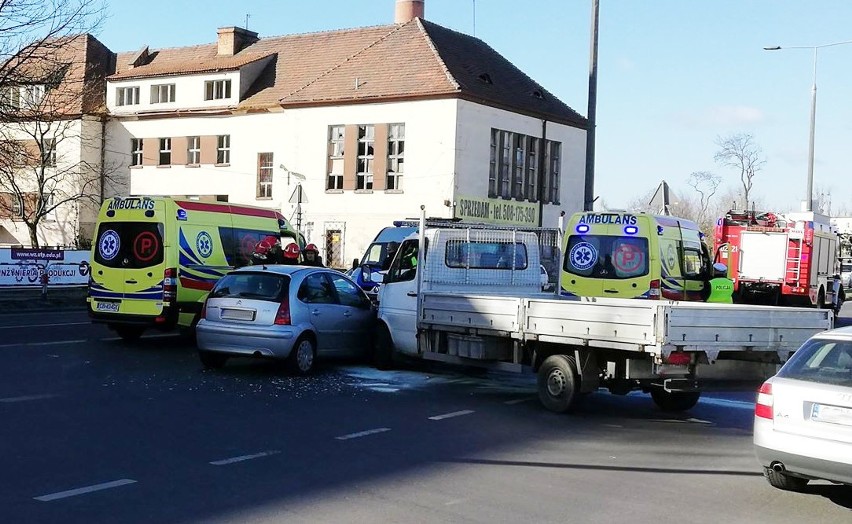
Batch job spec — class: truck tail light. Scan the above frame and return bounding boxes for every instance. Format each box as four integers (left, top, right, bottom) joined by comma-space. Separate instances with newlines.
274, 299, 291, 325
648, 279, 661, 299
755, 382, 773, 420
665, 351, 691, 366
163, 268, 177, 302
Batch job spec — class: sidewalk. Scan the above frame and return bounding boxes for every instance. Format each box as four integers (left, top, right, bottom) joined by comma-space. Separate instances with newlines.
0, 286, 88, 313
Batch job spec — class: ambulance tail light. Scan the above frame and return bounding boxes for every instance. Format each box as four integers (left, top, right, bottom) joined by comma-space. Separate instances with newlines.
163, 268, 177, 302
274, 299, 291, 325
648, 279, 661, 299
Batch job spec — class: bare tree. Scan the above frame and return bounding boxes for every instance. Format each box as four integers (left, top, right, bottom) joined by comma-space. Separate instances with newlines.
713, 133, 765, 209
1, 1, 112, 247
687, 170, 721, 231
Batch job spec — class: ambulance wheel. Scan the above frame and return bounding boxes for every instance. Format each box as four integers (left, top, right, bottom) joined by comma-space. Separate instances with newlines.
198, 350, 228, 369
537, 355, 579, 413
650, 388, 700, 412
115, 326, 144, 342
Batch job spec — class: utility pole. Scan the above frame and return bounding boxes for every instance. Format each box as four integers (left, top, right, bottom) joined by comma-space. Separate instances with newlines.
583, 0, 600, 211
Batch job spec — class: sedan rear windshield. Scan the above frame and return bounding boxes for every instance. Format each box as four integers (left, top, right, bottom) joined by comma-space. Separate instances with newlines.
210, 272, 289, 302
778, 338, 852, 386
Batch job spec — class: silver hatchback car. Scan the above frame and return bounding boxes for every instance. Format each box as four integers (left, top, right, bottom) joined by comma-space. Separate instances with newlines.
196, 266, 376, 374
753, 326, 852, 491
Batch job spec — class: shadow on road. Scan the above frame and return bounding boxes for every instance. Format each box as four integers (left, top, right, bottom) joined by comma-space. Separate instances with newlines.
445, 457, 764, 477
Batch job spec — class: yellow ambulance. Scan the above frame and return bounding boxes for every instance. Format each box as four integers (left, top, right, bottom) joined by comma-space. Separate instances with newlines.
560, 211, 712, 300
88, 196, 301, 340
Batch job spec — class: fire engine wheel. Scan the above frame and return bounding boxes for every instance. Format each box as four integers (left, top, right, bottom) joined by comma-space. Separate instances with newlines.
650, 388, 701, 412
537, 355, 580, 413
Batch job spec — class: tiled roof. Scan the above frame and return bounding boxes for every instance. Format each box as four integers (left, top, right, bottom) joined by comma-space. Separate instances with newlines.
109, 51, 274, 80
109, 18, 585, 127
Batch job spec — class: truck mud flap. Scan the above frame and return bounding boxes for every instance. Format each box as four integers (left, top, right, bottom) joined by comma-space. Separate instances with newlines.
652, 378, 699, 393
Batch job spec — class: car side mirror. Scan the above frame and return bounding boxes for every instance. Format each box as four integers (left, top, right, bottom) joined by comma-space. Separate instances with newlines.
351, 258, 360, 270
361, 264, 384, 284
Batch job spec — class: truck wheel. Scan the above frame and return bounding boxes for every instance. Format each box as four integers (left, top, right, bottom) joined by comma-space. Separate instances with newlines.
816, 289, 826, 309
115, 326, 144, 342
763, 466, 808, 491
198, 350, 228, 369
373, 324, 395, 370
650, 388, 700, 412
537, 355, 579, 413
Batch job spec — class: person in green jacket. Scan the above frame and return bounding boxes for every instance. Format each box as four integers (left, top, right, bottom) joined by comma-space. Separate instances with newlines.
706, 262, 734, 303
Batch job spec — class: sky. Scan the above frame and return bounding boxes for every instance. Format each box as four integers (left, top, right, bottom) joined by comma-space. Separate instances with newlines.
94, 0, 852, 214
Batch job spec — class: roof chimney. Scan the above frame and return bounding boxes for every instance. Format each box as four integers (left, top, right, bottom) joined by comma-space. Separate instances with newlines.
217, 26, 259, 56
395, 0, 424, 24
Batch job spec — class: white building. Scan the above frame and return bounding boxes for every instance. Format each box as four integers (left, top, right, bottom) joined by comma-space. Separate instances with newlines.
103, 1, 587, 267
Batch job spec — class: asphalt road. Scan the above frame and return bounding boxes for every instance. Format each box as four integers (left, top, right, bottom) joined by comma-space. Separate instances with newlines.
0, 310, 850, 524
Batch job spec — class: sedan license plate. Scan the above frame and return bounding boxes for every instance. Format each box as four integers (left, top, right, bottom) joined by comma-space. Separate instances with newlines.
220, 308, 255, 321
812, 404, 852, 427
95, 301, 120, 312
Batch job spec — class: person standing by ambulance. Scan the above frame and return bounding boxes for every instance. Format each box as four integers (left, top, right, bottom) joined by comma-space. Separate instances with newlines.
705, 262, 734, 303
302, 243, 324, 267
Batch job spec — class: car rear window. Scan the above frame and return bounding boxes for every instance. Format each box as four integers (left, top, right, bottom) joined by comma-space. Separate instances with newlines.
210, 272, 289, 302
94, 222, 164, 269
778, 338, 852, 386
564, 235, 649, 279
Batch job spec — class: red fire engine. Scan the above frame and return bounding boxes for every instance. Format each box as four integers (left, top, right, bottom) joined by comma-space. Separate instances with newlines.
714, 209, 840, 307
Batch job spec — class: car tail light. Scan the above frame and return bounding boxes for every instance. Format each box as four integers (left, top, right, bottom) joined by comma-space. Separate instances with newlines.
163, 268, 177, 302
648, 279, 661, 299
755, 381, 773, 420
665, 351, 691, 366
274, 299, 291, 325
200, 297, 208, 320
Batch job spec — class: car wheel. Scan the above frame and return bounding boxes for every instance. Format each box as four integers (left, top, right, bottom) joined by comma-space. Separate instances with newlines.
115, 326, 144, 342
373, 323, 395, 370
536, 355, 580, 413
287, 335, 316, 375
198, 350, 228, 369
650, 388, 700, 412
763, 466, 809, 491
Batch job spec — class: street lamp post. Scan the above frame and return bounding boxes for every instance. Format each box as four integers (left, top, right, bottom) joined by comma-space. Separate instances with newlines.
764, 40, 852, 212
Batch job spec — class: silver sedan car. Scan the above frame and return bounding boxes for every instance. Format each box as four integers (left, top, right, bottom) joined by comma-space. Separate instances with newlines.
753, 326, 852, 491
196, 265, 376, 374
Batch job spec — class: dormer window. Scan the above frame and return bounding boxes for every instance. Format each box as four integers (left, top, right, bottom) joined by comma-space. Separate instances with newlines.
204, 79, 231, 101
1, 85, 45, 109
150, 83, 176, 104
116, 86, 140, 106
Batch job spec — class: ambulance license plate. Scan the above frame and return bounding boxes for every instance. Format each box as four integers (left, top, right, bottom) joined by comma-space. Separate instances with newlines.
96, 301, 120, 312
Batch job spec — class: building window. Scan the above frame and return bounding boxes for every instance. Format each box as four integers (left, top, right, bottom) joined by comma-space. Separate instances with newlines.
513, 134, 525, 200
158, 137, 171, 165
130, 138, 143, 166
217, 135, 230, 164
21, 85, 45, 108
387, 123, 404, 191
187, 136, 200, 165
43, 138, 56, 167
326, 125, 344, 190
150, 83, 175, 104
499, 131, 511, 199
488, 129, 498, 197
1, 86, 21, 109
204, 79, 231, 101
546, 142, 561, 204
257, 153, 273, 199
526, 137, 539, 202
11, 194, 23, 218
116, 86, 140, 106
43, 192, 56, 221
356, 125, 374, 190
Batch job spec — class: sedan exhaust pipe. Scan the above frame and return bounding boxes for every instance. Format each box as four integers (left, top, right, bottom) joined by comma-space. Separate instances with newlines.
771, 462, 786, 473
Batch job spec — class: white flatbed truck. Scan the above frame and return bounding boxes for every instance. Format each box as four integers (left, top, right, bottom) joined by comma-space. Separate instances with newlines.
368, 212, 833, 413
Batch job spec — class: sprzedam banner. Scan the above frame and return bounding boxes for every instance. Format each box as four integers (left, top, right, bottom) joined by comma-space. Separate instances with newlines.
0, 249, 90, 287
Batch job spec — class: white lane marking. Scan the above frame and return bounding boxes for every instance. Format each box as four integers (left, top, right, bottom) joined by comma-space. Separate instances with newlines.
686, 417, 713, 425
429, 410, 475, 421
34, 479, 137, 502
504, 396, 536, 405
0, 339, 87, 349
699, 397, 755, 410
209, 450, 280, 466
602, 423, 624, 428
0, 394, 57, 403
0, 322, 90, 330
335, 428, 391, 441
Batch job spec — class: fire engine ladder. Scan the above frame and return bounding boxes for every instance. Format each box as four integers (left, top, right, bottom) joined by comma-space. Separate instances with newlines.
787, 237, 802, 283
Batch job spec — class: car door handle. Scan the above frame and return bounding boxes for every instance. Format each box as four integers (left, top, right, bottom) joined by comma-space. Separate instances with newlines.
311, 309, 320, 316
603, 289, 618, 294
343, 311, 352, 317
406, 291, 417, 297
126, 280, 138, 284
